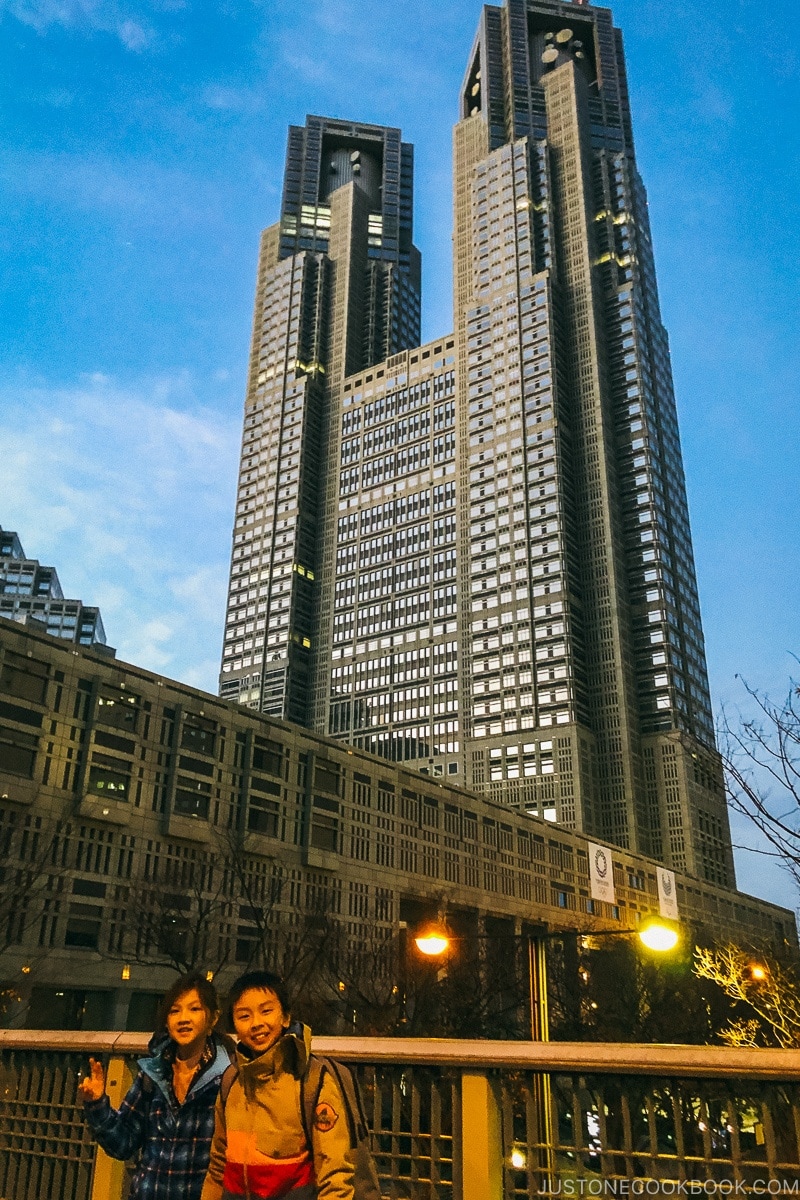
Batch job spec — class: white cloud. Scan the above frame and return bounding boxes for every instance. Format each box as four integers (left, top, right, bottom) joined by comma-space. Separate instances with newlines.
118, 16, 151, 49
3, 150, 230, 231
270, 0, 449, 102
0, 371, 240, 693
1, 0, 156, 50
169, 565, 229, 627
201, 85, 266, 115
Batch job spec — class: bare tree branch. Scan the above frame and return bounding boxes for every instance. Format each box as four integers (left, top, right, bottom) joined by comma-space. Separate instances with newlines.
719, 674, 800, 893
694, 943, 800, 1048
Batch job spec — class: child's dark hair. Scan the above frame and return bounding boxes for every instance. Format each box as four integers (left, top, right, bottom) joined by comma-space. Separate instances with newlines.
227, 970, 291, 1021
155, 971, 220, 1038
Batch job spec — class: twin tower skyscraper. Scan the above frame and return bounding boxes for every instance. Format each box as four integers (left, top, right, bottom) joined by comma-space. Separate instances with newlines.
219, 0, 735, 890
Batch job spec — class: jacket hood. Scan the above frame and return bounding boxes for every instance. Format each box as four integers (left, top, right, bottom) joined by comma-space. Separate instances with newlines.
139, 1030, 233, 1104
234, 1022, 312, 1103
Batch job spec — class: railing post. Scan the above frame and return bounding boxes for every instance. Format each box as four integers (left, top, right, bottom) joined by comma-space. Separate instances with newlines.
89, 1054, 133, 1200
460, 1070, 503, 1200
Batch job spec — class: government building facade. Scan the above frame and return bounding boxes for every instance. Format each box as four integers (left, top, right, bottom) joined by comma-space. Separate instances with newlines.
0, 621, 791, 1030
219, 0, 733, 891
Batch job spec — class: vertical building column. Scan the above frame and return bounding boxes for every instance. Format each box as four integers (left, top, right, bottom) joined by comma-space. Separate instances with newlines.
542, 60, 646, 853
309, 182, 371, 733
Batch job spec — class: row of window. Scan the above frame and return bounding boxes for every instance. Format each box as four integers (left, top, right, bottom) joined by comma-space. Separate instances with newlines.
339, 435, 455, 494
335, 560, 457, 603
337, 485, 455, 542
341, 394, 455, 440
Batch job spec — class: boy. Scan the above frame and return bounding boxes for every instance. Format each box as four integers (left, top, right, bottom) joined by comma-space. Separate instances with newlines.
200, 970, 356, 1200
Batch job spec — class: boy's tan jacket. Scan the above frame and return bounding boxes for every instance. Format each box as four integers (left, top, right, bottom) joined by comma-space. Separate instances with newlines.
200, 1025, 355, 1200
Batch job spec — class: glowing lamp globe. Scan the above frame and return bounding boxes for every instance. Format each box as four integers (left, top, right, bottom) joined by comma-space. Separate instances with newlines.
638, 919, 679, 953
414, 930, 450, 956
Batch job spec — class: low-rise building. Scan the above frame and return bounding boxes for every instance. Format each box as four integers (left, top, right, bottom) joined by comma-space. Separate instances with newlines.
0, 617, 793, 1032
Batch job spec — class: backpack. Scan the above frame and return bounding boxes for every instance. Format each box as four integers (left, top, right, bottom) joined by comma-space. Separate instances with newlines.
219, 1053, 382, 1200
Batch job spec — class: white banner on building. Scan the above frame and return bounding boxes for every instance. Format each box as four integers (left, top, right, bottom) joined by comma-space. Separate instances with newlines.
657, 868, 679, 919
588, 842, 616, 905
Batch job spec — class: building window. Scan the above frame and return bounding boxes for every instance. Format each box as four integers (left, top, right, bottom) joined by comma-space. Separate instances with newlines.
249, 796, 279, 837
252, 738, 285, 776
311, 795, 339, 852
64, 906, 101, 949
0, 652, 48, 704
0, 727, 38, 777
174, 777, 211, 819
88, 758, 131, 801
97, 691, 139, 733
181, 715, 217, 757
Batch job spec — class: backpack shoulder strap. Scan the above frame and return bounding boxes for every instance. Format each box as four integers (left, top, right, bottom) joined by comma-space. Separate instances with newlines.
219, 1063, 239, 1106
312, 1057, 382, 1200
320, 1057, 369, 1144
300, 1053, 327, 1146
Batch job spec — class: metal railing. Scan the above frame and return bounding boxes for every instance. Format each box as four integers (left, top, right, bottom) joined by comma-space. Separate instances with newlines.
1, 1032, 798, 1199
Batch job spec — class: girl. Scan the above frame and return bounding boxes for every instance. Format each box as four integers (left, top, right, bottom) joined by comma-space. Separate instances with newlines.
81, 971, 234, 1200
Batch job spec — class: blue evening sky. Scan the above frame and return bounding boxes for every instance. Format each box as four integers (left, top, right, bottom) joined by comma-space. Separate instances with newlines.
1, 0, 798, 909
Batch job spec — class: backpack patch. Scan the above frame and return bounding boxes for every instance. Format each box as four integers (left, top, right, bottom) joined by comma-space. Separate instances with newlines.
313, 1100, 339, 1132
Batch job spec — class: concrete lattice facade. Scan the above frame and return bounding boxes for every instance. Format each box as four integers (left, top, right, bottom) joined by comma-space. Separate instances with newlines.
220, 0, 734, 891
1, 621, 788, 1030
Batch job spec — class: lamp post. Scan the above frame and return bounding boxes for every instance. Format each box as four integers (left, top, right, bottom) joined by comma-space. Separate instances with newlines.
413, 915, 681, 1041
413, 915, 680, 1187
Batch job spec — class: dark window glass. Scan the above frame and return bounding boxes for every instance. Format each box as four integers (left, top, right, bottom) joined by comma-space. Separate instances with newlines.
174, 777, 210, 819
72, 879, 107, 899
0, 699, 42, 728
95, 730, 136, 755
313, 795, 338, 814
64, 916, 101, 949
88, 762, 130, 800
235, 933, 257, 963
248, 798, 279, 837
178, 754, 214, 777
252, 739, 284, 776
311, 813, 338, 852
96, 693, 139, 732
0, 727, 38, 777
0, 655, 48, 704
27, 988, 113, 1030
181, 717, 216, 757
314, 761, 341, 795
250, 775, 281, 797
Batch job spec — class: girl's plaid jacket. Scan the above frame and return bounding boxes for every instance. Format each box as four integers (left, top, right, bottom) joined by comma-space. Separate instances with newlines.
84, 1031, 233, 1200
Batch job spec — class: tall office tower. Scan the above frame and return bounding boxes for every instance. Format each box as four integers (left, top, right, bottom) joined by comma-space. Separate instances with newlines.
0, 527, 109, 650
452, 0, 732, 886
221, 1, 734, 887
219, 117, 421, 724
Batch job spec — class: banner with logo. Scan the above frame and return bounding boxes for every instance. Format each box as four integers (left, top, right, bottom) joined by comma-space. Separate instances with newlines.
657, 867, 679, 919
588, 842, 616, 904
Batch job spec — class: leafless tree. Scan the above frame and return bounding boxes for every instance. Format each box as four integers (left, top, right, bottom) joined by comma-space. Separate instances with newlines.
0, 807, 73, 964
694, 942, 800, 1048
217, 830, 336, 1007
128, 871, 234, 976
720, 673, 800, 893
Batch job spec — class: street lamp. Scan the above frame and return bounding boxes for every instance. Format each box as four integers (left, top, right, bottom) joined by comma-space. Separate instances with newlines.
638, 917, 680, 953
413, 915, 681, 1041
414, 915, 680, 1186
414, 930, 450, 956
